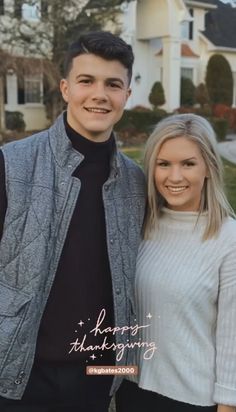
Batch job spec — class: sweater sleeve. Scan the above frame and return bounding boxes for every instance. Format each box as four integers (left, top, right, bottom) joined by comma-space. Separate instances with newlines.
214, 244, 236, 406
0, 149, 7, 241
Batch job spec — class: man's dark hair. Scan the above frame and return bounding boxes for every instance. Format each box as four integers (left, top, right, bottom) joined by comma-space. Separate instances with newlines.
63, 31, 134, 84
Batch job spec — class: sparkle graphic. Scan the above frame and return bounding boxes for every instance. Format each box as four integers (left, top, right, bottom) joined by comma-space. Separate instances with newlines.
68, 308, 158, 362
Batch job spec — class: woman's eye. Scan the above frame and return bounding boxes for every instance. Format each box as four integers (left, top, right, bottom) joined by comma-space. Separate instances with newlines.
157, 162, 169, 167
184, 162, 195, 167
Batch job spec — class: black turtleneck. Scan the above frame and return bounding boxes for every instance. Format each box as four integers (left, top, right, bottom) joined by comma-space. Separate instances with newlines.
0, 116, 116, 365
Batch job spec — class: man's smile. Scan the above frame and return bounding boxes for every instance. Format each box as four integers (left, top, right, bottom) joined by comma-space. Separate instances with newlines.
84, 107, 112, 114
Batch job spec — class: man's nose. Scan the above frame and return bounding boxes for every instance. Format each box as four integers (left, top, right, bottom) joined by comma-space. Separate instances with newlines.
91, 82, 108, 101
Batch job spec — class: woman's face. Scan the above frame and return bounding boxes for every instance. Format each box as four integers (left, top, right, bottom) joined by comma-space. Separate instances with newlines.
154, 136, 208, 212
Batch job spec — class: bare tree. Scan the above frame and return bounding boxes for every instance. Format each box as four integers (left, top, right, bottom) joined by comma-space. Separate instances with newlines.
0, 0, 132, 126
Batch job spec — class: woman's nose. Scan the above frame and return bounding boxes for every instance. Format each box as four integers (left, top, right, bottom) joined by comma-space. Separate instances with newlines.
168, 166, 183, 182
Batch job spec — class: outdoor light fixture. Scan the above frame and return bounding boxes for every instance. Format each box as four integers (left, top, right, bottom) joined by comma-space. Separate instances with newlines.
135, 73, 141, 83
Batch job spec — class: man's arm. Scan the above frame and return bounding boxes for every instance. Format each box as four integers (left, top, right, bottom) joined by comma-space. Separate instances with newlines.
0, 149, 7, 240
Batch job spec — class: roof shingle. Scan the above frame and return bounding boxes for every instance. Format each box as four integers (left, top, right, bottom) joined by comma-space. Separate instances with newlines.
203, 1, 236, 48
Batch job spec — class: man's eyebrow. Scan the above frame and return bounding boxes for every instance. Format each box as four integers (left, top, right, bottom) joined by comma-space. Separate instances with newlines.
75, 74, 125, 86
75, 74, 94, 80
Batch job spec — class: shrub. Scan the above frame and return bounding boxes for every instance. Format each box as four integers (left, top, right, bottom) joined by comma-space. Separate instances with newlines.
212, 105, 236, 132
211, 118, 229, 141
5, 111, 25, 132
195, 104, 212, 117
212, 104, 230, 118
132, 105, 152, 112
115, 109, 167, 135
227, 108, 236, 132
206, 54, 233, 106
149, 81, 165, 109
180, 77, 196, 106
195, 83, 210, 107
176, 106, 196, 114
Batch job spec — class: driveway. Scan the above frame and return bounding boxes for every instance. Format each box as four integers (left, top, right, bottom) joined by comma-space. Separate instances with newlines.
218, 134, 236, 165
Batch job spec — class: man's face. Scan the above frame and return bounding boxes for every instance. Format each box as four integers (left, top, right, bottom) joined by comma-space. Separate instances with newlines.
60, 53, 131, 142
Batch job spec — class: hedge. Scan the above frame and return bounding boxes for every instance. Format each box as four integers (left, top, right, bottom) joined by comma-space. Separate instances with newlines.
115, 109, 167, 134
5, 111, 25, 132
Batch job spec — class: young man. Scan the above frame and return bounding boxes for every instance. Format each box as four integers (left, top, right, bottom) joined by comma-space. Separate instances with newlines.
0, 32, 146, 411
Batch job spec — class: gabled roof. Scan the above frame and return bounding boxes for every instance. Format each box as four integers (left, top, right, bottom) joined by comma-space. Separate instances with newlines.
187, 0, 217, 4
185, 0, 218, 8
156, 44, 199, 58
203, 1, 236, 48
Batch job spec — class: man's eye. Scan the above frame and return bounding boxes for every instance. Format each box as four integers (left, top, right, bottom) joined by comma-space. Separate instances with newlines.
79, 79, 91, 84
109, 82, 121, 88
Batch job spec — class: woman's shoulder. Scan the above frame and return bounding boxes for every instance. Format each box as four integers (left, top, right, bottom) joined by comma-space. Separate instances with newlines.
219, 216, 236, 244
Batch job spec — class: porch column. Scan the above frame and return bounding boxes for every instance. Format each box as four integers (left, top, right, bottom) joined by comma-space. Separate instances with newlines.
162, 36, 181, 111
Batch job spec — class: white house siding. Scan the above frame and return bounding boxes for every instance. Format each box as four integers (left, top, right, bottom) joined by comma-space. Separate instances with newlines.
1, 0, 50, 131
2, 0, 236, 129
120, 0, 236, 111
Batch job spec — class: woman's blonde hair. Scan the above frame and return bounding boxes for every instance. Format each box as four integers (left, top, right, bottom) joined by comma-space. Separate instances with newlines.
143, 113, 235, 240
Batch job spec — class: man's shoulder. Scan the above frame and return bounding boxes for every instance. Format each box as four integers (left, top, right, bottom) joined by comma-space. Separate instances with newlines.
2, 128, 49, 156
117, 151, 146, 196
1, 129, 51, 180
118, 151, 144, 177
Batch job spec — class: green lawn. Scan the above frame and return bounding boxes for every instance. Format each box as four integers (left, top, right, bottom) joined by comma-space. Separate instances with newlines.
122, 146, 236, 213
223, 159, 236, 212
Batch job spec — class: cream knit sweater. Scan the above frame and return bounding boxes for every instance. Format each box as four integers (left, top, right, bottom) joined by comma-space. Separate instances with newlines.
134, 207, 236, 406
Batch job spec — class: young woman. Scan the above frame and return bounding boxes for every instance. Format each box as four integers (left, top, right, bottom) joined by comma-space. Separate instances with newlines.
116, 114, 236, 412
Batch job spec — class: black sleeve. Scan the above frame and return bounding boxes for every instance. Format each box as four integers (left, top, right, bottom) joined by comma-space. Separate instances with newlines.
0, 149, 7, 240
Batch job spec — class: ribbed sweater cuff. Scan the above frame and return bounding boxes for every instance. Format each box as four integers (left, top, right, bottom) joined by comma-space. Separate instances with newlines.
214, 383, 236, 406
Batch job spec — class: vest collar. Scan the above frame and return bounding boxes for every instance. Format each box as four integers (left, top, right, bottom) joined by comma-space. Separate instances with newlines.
48, 112, 121, 179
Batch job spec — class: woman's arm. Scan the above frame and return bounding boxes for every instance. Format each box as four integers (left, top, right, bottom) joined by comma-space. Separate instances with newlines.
217, 405, 236, 412
214, 241, 236, 408
0, 150, 7, 240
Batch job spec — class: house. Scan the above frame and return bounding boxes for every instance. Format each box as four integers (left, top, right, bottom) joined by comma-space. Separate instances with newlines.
1, 0, 236, 130
0, 0, 51, 130
122, 0, 236, 112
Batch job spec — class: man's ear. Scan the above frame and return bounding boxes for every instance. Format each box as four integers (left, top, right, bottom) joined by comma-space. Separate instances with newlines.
60, 79, 69, 103
126, 87, 132, 101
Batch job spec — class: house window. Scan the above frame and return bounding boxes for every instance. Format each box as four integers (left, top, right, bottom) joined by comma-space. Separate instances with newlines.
41, 0, 48, 19
189, 9, 194, 40
4, 76, 7, 104
181, 8, 194, 40
17, 74, 42, 104
0, 0, 4, 15
17, 74, 25, 104
14, 0, 41, 20
233, 72, 236, 106
22, 2, 40, 20
24, 74, 42, 103
14, 0, 23, 18
181, 68, 193, 81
